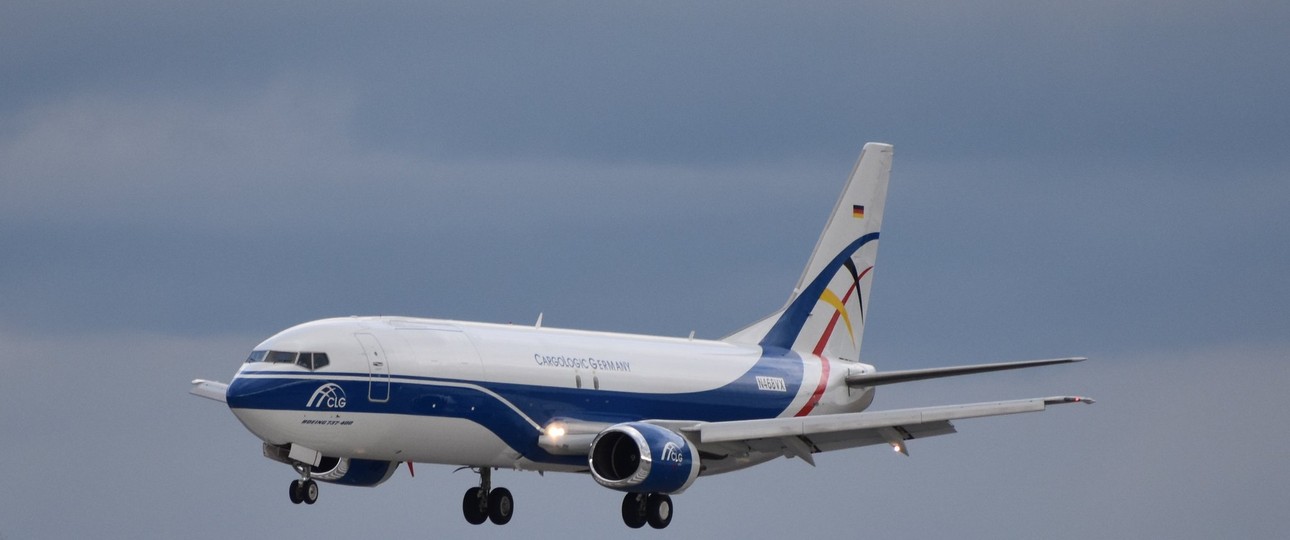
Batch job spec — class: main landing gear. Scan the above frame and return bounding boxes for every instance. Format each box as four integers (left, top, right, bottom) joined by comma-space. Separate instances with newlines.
621, 492, 673, 529
287, 463, 319, 505
461, 467, 514, 526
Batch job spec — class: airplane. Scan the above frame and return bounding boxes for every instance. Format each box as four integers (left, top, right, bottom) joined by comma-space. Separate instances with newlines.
191, 142, 1091, 529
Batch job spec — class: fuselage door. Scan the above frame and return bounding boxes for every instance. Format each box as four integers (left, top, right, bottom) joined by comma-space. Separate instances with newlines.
355, 333, 391, 403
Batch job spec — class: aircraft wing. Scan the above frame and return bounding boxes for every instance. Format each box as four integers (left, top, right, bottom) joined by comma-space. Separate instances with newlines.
190, 379, 229, 403
667, 396, 1093, 464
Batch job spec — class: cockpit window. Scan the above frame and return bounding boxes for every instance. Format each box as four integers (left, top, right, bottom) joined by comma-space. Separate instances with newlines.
248, 350, 329, 370
269, 350, 297, 364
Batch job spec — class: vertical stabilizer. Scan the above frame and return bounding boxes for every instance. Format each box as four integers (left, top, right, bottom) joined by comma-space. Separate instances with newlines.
725, 143, 892, 362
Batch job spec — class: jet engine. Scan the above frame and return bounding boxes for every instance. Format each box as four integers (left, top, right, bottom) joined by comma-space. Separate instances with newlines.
589, 422, 700, 494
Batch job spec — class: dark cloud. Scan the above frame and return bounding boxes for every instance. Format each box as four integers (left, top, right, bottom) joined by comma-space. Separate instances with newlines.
5, 2, 1287, 162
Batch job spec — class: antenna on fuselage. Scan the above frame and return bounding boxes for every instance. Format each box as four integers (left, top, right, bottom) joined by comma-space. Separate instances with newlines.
535, 312, 544, 329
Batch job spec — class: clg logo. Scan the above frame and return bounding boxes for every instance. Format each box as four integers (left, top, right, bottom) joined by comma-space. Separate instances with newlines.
659, 442, 686, 465
306, 383, 347, 409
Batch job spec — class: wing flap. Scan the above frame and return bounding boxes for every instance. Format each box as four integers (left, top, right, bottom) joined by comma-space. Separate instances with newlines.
804, 420, 957, 454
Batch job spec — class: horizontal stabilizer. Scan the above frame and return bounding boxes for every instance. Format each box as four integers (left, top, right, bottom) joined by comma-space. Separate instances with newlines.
190, 379, 229, 403
845, 357, 1086, 388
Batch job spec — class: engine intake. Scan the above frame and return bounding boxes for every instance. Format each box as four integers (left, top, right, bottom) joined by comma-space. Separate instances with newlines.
589, 422, 700, 494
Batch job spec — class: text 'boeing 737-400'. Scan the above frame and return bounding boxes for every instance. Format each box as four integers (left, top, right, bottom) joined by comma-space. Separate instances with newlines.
191, 142, 1092, 529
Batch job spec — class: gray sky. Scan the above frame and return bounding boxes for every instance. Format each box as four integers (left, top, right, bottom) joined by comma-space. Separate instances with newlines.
2, 1, 1287, 538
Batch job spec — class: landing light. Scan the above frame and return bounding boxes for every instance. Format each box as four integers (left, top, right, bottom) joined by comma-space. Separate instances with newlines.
546, 424, 567, 439
891, 443, 902, 453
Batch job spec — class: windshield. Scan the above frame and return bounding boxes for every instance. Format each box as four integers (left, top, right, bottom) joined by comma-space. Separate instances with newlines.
244, 350, 330, 370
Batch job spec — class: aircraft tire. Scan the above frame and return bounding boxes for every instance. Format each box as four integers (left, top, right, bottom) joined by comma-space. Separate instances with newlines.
621, 493, 647, 529
303, 480, 319, 505
487, 487, 514, 525
462, 487, 488, 525
646, 493, 672, 529
288, 480, 303, 504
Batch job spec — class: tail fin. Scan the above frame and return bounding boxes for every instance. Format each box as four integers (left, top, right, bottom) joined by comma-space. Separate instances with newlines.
725, 142, 892, 361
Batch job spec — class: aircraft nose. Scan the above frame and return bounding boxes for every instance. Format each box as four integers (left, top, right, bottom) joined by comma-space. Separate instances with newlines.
224, 376, 256, 408
226, 374, 348, 411
225, 375, 294, 409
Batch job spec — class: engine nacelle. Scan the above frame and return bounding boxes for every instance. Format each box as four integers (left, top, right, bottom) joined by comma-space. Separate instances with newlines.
589, 422, 700, 494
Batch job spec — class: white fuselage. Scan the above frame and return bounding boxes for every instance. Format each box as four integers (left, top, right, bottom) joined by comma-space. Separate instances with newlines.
226, 316, 875, 476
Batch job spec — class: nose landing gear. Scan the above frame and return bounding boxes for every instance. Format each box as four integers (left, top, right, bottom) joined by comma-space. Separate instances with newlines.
287, 463, 318, 505
461, 467, 514, 525
289, 479, 318, 504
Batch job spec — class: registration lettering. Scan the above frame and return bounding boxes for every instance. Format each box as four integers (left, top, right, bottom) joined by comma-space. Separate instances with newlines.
755, 376, 787, 392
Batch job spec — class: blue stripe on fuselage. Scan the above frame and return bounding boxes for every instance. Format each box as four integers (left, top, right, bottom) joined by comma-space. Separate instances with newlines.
226, 348, 805, 466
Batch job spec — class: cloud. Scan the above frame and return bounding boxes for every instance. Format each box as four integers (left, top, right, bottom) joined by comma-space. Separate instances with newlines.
0, 82, 841, 336
3, 78, 1287, 349
6, 2, 1287, 165
1, 81, 359, 227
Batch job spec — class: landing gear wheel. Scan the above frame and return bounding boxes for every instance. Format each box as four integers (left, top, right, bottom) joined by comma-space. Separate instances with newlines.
621, 493, 647, 529
646, 493, 673, 529
302, 479, 319, 505
462, 487, 488, 525
288, 480, 304, 504
487, 487, 514, 525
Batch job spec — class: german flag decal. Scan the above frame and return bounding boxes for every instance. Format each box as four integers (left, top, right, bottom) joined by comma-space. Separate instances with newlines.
852, 205, 865, 218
